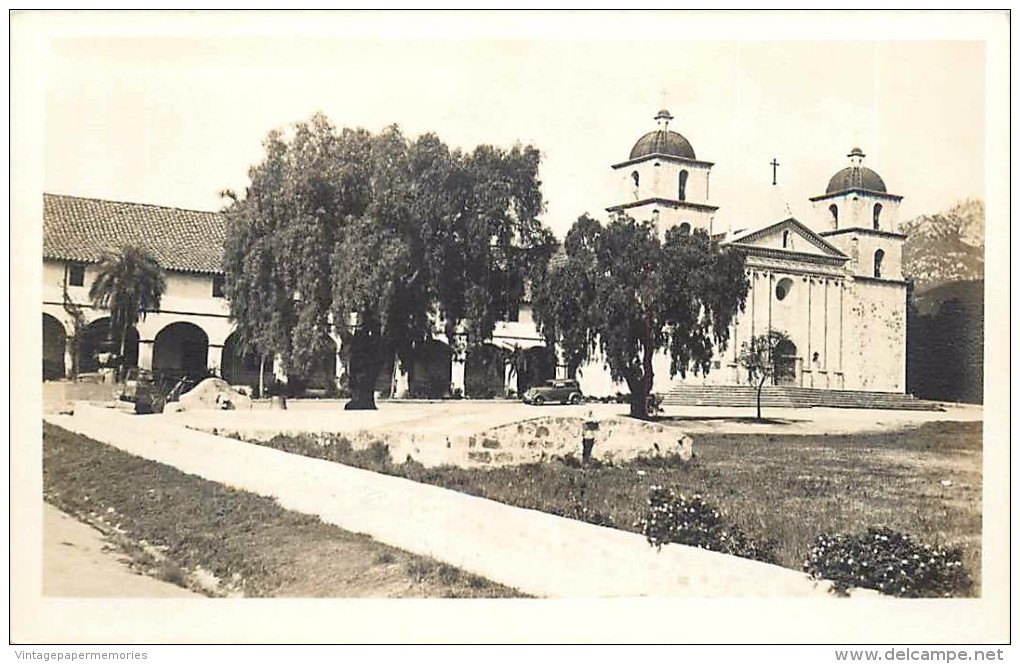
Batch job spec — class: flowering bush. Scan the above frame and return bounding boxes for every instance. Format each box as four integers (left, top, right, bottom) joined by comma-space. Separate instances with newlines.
637, 486, 776, 564
803, 527, 973, 597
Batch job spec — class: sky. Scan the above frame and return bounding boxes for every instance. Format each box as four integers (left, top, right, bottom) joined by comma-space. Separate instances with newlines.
36, 12, 994, 239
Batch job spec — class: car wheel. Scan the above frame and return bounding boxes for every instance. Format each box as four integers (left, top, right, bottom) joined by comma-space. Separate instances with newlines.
569, 393, 582, 405
533, 395, 545, 406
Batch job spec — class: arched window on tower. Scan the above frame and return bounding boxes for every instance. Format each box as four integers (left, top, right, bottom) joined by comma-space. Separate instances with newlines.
782, 230, 791, 249
829, 204, 839, 227
678, 170, 689, 201
873, 203, 883, 230
631, 171, 640, 188
678, 222, 691, 235
873, 249, 885, 279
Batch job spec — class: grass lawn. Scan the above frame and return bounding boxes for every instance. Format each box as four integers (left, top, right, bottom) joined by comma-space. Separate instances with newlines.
42, 422, 526, 598
250, 420, 982, 596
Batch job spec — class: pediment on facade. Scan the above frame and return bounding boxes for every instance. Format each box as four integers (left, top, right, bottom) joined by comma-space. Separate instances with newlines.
723, 218, 848, 260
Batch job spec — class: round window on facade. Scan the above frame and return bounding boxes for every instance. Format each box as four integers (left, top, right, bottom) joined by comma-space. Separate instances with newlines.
775, 277, 793, 301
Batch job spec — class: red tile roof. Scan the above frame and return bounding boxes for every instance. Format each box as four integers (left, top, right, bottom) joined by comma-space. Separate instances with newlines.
42, 194, 228, 274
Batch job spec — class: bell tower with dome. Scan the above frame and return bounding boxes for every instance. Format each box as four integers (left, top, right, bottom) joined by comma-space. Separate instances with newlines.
606, 109, 718, 234
810, 148, 907, 281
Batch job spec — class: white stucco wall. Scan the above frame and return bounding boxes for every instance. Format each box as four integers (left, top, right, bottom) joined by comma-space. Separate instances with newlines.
42, 258, 235, 377
842, 279, 907, 392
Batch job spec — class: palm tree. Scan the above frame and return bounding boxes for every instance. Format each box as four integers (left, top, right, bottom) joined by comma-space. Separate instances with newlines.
88, 244, 166, 378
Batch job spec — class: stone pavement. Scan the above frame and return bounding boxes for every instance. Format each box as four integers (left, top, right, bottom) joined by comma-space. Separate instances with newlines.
47, 403, 842, 598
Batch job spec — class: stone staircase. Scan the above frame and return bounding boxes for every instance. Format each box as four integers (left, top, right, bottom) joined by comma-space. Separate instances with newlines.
661, 384, 942, 411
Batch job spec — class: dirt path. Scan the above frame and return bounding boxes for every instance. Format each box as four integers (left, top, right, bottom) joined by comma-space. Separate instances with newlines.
43, 502, 202, 598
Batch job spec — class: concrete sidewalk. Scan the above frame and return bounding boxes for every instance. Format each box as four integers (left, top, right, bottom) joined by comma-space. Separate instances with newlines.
46, 403, 839, 598
44, 503, 202, 598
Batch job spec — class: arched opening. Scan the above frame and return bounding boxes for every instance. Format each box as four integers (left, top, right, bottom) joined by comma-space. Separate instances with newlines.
829, 204, 839, 227
678, 222, 691, 235
773, 338, 798, 386
220, 331, 273, 392
514, 346, 556, 394
42, 314, 67, 380
465, 343, 510, 398
153, 322, 209, 383
678, 170, 688, 201
873, 203, 883, 230
631, 171, 639, 188
782, 229, 791, 248
78, 318, 139, 374
874, 249, 885, 279
408, 339, 453, 399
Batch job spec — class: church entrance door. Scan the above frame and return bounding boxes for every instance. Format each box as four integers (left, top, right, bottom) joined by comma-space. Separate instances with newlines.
774, 339, 798, 386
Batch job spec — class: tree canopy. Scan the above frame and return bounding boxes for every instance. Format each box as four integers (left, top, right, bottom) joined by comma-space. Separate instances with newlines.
88, 244, 166, 375
531, 215, 748, 417
222, 113, 555, 408
737, 329, 792, 420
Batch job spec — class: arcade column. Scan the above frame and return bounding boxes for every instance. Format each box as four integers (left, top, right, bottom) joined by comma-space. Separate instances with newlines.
207, 344, 223, 377
137, 340, 154, 371
451, 357, 466, 395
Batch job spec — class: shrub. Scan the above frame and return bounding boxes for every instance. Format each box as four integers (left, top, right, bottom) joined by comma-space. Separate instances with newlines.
637, 485, 776, 564
803, 527, 973, 598
560, 474, 615, 527
373, 551, 396, 565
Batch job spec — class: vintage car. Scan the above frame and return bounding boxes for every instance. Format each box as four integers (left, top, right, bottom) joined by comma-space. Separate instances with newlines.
522, 379, 584, 406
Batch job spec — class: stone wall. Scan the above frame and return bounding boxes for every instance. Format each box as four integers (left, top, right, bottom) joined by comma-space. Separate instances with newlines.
205, 415, 693, 469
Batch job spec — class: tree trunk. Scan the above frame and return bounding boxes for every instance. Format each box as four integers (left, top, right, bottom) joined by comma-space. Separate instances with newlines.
118, 323, 128, 382
757, 375, 766, 420
344, 331, 383, 411
627, 339, 656, 420
627, 372, 649, 419
258, 355, 266, 399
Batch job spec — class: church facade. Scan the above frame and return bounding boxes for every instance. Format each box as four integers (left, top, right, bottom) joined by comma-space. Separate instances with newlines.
575, 110, 908, 396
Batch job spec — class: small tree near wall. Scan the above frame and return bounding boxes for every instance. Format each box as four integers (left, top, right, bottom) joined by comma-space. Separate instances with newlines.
737, 329, 791, 420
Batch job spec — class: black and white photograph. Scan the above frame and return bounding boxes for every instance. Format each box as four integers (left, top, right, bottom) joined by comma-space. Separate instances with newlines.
10, 9, 1010, 649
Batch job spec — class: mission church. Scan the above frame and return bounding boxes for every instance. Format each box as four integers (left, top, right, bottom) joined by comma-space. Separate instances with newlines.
41, 109, 908, 400
576, 109, 908, 397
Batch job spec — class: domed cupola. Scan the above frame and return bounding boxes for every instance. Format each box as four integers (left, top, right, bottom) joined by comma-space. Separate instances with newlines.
607, 109, 717, 235
825, 147, 887, 195
809, 147, 903, 235
629, 110, 698, 160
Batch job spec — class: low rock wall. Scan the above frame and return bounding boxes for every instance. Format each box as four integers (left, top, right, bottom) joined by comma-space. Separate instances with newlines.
197, 415, 694, 468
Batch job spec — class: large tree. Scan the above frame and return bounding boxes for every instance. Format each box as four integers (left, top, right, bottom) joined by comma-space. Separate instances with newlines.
88, 244, 166, 377
532, 215, 748, 418
223, 113, 553, 409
